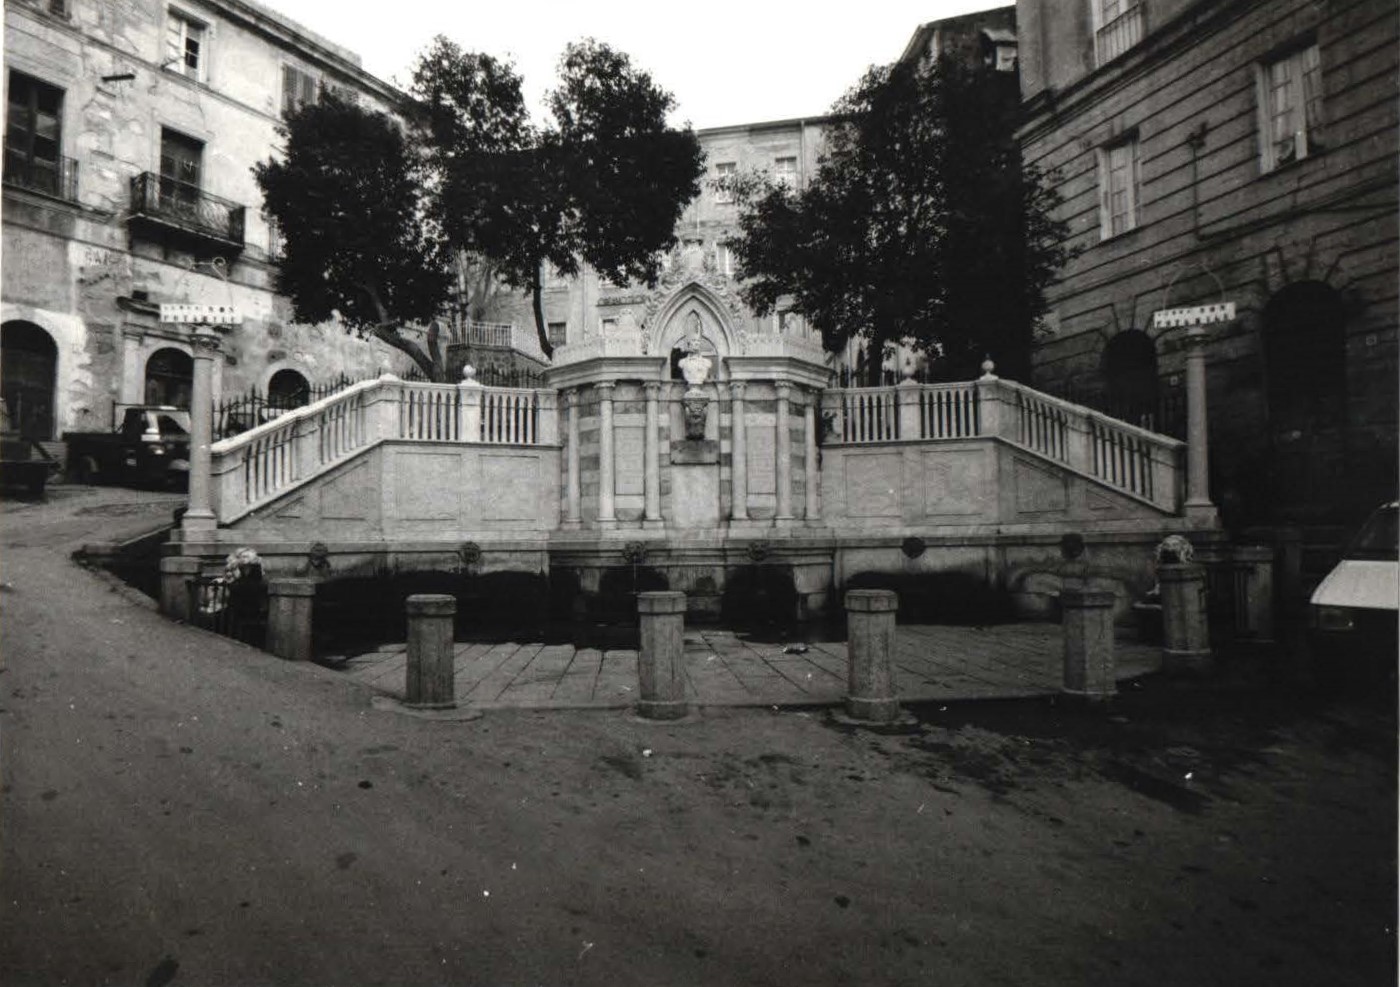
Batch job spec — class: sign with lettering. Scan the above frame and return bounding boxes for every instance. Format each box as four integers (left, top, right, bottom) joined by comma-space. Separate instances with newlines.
1151, 302, 1235, 328
159, 304, 242, 325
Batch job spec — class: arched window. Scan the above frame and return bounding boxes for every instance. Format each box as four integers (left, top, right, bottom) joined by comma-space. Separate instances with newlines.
144, 348, 193, 409
1100, 329, 1159, 429
1263, 281, 1346, 433
267, 368, 310, 411
1, 321, 58, 439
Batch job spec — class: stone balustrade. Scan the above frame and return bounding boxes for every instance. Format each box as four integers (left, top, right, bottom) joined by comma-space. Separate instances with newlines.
209, 375, 558, 525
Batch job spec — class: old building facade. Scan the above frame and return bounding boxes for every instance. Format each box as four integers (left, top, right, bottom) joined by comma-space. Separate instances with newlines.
2, 0, 415, 444
534, 117, 830, 360
1015, 0, 1398, 567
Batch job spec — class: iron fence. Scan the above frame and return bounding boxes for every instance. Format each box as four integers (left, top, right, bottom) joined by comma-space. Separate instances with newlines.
188, 571, 267, 646
130, 171, 246, 245
215, 373, 361, 439
3, 141, 79, 202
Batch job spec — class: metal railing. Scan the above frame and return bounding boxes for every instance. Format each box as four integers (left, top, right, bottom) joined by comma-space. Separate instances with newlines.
3, 142, 79, 202
129, 171, 246, 246
215, 373, 363, 439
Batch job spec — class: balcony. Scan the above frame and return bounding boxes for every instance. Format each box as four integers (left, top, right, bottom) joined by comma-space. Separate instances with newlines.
1096, 4, 1144, 66
3, 143, 79, 203
128, 171, 246, 253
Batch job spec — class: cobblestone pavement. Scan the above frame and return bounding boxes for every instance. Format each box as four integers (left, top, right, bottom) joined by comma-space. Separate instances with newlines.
340, 623, 1162, 709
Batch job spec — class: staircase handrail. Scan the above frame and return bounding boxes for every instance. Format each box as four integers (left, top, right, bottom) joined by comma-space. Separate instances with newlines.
211, 374, 385, 455
996, 379, 1185, 449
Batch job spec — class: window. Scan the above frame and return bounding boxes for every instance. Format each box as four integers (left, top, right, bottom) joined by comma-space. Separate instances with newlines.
159, 128, 203, 212
1257, 44, 1324, 172
5, 71, 64, 196
547, 321, 568, 346
282, 65, 317, 117
1097, 137, 1139, 238
773, 156, 798, 190
165, 9, 206, 81
1092, 0, 1144, 66
714, 161, 736, 204
715, 242, 736, 277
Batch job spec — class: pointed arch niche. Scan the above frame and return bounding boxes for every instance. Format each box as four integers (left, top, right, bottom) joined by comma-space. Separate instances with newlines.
648, 281, 743, 375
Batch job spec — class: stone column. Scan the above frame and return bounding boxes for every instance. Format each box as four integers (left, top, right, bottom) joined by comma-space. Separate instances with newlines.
562, 389, 582, 529
1159, 563, 1213, 673
596, 382, 617, 527
845, 589, 900, 722
643, 382, 663, 528
158, 556, 202, 621
1061, 588, 1116, 701
266, 577, 316, 662
636, 591, 688, 720
182, 327, 221, 535
804, 388, 821, 523
405, 594, 457, 708
775, 382, 795, 523
729, 382, 748, 521
1183, 326, 1217, 524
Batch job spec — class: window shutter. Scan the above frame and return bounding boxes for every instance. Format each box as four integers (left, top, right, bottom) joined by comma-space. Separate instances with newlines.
281, 65, 297, 116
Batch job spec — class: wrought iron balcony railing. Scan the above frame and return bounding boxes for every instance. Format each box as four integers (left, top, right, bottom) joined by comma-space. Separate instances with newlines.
129, 171, 246, 249
1096, 4, 1144, 66
3, 142, 79, 202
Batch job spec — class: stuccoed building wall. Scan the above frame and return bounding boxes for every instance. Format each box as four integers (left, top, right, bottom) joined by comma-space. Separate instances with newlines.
1016, 0, 1398, 568
2, 0, 416, 442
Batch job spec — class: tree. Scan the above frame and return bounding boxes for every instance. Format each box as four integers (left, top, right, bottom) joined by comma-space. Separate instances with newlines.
729, 55, 1073, 384
253, 94, 455, 380
414, 37, 705, 358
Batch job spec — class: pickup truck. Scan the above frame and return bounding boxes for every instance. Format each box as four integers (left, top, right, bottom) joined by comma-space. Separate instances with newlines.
64, 405, 192, 489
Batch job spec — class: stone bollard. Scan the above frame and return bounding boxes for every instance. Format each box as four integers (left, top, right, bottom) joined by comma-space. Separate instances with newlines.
636, 591, 688, 720
1233, 546, 1275, 644
405, 594, 457, 709
266, 577, 316, 662
1159, 563, 1213, 673
845, 589, 900, 723
1061, 588, 1117, 701
159, 555, 202, 622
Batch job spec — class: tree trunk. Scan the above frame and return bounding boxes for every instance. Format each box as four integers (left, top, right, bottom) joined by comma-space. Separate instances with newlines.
530, 281, 553, 359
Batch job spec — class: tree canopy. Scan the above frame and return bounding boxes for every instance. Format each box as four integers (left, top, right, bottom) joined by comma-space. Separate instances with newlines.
413, 37, 705, 358
254, 37, 704, 375
729, 55, 1073, 383
253, 93, 454, 379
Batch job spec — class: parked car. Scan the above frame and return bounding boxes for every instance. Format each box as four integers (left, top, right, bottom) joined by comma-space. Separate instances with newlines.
64, 406, 192, 489
1307, 501, 1398, 685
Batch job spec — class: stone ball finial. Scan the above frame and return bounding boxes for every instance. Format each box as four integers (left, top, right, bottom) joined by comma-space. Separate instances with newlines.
461, 364, 480, 386
980, 358, 997, 380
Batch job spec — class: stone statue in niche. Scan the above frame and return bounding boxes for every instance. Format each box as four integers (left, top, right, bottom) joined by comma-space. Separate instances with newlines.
677, 311, 713, 441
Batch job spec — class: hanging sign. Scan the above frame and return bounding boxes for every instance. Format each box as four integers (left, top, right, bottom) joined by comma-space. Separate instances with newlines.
1151, 302, 1234, 329
159, 303, 242, 325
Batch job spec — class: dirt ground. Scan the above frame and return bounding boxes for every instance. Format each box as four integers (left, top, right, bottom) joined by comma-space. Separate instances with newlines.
0, 485, 1395, 986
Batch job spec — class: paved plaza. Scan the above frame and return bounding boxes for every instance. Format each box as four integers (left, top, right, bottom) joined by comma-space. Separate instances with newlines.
340, 623, 1162, 710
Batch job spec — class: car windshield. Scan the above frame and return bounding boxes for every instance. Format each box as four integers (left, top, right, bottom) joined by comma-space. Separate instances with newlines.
1347, 505, 1398, 561
155, 413, 191, 436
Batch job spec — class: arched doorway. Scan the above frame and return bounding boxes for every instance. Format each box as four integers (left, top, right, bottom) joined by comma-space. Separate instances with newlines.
1100, 329, 1160, 431
1261, 281, 1348, 525
267, 368, 311, 411
145, 348, 193, 409
1, 321, 58, 439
